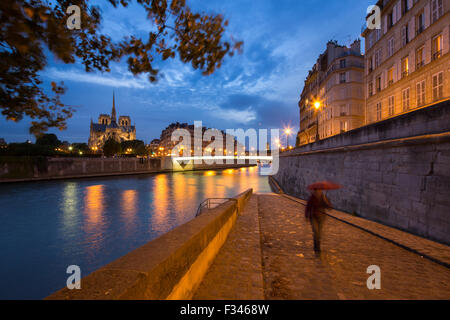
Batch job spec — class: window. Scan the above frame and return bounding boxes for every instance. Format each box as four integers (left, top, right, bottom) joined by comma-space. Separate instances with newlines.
416, 46, 425, 69
416, 80, 426, 106
376, 102, 382, 121
368, 56, 374, 73
388, 67, 394, 86
402, 0, 410, 14
340, 59, 346, 68
432, 34, 443, 60
368, 81, 374, 97
416, 11, 425, 35
376, 75, 382, 92
339, 72, 346, 84
402, 88, 410, 111
340, 104, 348, 116
431, 0, 444, 23
388, 11, 394, 29
375, 48, 383, 68
368, 32, 374, 49
388, 37, 395, 57
401, 25, 409, 47
388, 96, 395, 116
432, 72, 444, 101
401, 57, 409, 78
376, 29, 381, 41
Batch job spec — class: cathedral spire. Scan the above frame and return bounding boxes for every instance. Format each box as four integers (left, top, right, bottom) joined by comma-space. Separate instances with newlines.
111, 91, 117, 123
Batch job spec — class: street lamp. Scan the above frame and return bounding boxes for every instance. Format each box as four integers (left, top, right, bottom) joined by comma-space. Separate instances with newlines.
313, 101, 322, 142
284, 127, 292, 149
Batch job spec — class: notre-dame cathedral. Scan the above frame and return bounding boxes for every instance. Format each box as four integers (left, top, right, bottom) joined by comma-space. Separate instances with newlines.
88, 92, 136, 149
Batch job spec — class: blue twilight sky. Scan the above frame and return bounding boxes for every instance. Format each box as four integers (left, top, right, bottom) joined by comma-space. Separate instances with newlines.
0, 0, 373, 144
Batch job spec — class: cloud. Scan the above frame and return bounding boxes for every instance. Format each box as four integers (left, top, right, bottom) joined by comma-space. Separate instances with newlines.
217, 94, 297, 129
209, 105, 257, 125
45, 67, 148, 89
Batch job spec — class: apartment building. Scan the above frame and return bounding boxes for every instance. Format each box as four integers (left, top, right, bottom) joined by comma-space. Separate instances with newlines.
297, 40, 365, 146
363, 0, 449, 124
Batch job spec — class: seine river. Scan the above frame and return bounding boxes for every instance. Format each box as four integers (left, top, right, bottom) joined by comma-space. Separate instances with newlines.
0, 167, 271, 299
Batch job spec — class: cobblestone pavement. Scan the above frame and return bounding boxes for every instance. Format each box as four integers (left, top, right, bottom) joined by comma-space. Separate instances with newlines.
282, 194, 450, 267
193, 194, 450, 300
258, 194, 450, 300
193, 195, 265, 300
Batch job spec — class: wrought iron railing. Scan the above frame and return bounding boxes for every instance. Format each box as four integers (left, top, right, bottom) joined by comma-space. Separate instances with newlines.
432, 50, 442, 61
195, 198, 238, 217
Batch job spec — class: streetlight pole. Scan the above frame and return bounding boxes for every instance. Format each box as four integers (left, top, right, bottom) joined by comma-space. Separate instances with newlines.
314, 101, 321, 143
284, 127, 292, 149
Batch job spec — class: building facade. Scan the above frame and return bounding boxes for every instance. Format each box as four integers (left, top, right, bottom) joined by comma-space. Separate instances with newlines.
156, 122, 241, 157
297, 40, 365, 146
88, 93, 136, 149
362, 0, 449, 124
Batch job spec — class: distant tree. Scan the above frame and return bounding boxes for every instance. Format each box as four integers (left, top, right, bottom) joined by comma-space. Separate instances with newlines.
35, 133, 61, 147
121, 139, 147, 156
71, 143, 89, 153
0, 0, 243, 135
103, 138, 121, 157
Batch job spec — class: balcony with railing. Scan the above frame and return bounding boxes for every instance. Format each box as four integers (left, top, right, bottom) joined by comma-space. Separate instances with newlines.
416, 26, 424, 36
432, 50, 442, 61
416, 61, 425, 70
322, 61, 364, 82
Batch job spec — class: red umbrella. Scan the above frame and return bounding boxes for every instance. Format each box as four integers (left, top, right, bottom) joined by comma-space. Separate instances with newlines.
307, 181, 342, 191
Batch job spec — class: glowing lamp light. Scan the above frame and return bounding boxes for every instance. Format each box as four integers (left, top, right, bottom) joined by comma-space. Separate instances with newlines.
314, 101, 321, 110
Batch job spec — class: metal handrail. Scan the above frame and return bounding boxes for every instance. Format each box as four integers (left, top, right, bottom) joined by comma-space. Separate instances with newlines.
195, 198, 237, 217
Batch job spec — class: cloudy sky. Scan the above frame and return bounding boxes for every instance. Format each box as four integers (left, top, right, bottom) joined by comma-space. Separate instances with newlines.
0, 0, 373, 143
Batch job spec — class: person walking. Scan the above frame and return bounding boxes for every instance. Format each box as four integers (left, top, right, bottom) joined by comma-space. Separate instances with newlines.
305, 182, 340, 253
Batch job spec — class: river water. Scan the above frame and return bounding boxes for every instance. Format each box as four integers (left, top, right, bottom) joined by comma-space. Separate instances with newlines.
0, 167, 271, 299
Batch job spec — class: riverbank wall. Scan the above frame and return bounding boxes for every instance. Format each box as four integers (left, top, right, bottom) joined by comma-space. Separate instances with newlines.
274, 100, 450, 245
46, 189, 253, 300
0, 156, 256, 183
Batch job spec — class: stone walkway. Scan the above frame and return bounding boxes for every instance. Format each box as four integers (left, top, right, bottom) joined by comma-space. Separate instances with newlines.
193, 194, 450, 300
193, 195, 265, 300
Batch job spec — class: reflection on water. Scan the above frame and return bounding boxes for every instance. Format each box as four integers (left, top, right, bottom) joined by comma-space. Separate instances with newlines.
152, 174, 169, 233
0, 166, 270, 299
84, 185, 105, 227
121, 190, 138, 233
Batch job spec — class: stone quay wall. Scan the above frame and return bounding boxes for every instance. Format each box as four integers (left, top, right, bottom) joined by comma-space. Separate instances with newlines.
0, 157, 163, 182
0, 157, 256, 182
275, 100, 450, 245
46, 189, 253, 300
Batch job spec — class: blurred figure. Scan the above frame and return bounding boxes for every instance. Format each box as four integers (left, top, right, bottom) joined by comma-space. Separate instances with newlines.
305, 189, 331, 253
305, 181, 341, 253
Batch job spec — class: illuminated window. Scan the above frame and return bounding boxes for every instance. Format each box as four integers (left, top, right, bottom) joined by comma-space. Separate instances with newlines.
401, 57, 409, 78
432, 34, 443, 60
388, 67, 394, 85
